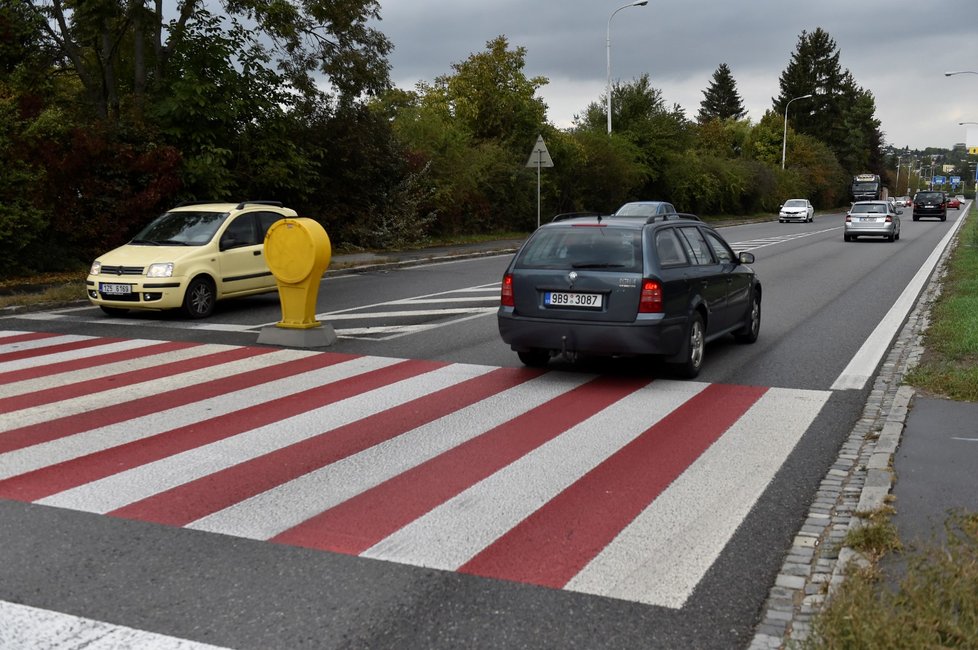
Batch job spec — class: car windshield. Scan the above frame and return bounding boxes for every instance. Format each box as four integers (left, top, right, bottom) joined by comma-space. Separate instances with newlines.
615, 203, 667, 217
851, 204, 886, 214
784, 200, 806, 207
516, 227, 642, 272
131, 210, 229, 246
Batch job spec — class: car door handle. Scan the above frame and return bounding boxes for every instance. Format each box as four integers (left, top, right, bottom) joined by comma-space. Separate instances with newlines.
254, 250, 262, 256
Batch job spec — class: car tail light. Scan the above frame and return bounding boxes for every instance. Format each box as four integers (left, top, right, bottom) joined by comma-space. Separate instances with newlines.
501, 273, 514, 307
845, 214, 852, 222
885, 215, 893, 222
639, 279, 663, 313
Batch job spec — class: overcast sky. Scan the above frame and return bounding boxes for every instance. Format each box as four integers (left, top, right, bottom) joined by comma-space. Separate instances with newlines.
371, 0, 978, 151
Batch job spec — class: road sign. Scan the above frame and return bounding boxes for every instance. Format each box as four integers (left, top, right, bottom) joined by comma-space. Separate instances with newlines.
526, 135, 553, 228
525, 135, 554, 168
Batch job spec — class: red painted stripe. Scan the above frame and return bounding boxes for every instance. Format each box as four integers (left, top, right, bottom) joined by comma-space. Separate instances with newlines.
0, 346, 342, 454
0, 344, 258, 412
0, 340, 198, 385
458, 383, 768, 588
0, 358, 447, 503
0, 336, 126, 363
0, 332, 61, 345
108, 366, 542, 527
271, 375, 652, 555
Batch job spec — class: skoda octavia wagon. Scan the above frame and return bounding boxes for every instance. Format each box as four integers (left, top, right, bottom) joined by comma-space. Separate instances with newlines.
497, 213, 761, 378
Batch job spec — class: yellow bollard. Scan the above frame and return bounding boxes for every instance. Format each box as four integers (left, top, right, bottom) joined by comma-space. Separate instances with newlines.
260, 218, 334, 344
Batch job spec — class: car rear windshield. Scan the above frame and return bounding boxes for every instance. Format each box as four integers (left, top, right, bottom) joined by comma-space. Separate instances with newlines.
850, 204, 887, 214
916, 193, 942, 201
516, 227, 643, 272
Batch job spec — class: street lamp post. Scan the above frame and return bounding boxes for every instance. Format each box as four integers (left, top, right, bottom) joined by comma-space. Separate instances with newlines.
781, 94, 812, 170
607, 0, 648, 135
945, 71, 978, 76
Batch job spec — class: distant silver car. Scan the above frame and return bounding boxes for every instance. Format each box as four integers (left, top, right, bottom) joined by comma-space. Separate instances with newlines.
844, 201, 901, 242
778, 199, 814, 223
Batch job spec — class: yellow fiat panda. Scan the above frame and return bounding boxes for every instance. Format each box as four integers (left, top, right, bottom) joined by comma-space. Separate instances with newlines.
86, 201, 297, 318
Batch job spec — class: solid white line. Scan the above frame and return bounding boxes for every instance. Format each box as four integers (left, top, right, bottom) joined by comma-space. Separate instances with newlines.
362, 380, 708, 570
0, 600, 229, 649
189, 371, 594, 540
831, 216, 966, 390
320, 307, 497, 320
566, 386, 831, 608
0, 333, 94, 354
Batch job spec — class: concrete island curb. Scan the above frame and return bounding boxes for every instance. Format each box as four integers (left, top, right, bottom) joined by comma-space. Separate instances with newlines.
748, 230, 948, 648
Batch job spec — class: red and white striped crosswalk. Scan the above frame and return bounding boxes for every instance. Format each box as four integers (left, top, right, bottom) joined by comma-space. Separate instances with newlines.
0, 329, 830, 609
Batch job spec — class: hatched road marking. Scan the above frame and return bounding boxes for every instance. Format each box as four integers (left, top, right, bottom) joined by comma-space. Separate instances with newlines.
0, 330, 830, 609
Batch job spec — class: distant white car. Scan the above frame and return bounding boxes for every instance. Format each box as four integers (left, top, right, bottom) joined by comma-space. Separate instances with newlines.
778, 199, 814, 223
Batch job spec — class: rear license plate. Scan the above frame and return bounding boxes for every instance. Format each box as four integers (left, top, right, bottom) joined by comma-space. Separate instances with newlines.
859, 217, 879, 222
544, 291, 603, 308
100, 282, 132, 295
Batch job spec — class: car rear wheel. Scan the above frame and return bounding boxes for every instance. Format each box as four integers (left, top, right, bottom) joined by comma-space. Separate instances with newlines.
182, 276, 216, 319
844, 233, 852, 242
517, 349, 550, 367
100, 306, 129, 317
670, 313, 705, 379
734, 291, 761, 344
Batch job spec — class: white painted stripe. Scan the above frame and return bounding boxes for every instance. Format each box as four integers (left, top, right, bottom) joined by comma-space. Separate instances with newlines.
0, 348, 316, 431
41, 362, 496, 514
0, 330, 32, 339
0, 600, 229, 649
189, 371, 595, 540
390, 297, 498, 304
566, 387, 830, 608
0, 355, 401, 481
319, 307, 497, 320
0, 338, 170, 375
1, 343, 235, 398
831, 215, 965, 390
363, 380, 708, 569
0, 333, 94, 355
5, 313, 261, 332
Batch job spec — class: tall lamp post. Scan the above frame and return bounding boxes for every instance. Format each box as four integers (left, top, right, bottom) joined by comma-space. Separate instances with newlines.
607, 0, 648, 135
945, 71, 978, 77
781, 94, 812, 169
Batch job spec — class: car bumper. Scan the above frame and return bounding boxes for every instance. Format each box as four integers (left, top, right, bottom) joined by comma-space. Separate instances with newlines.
86, 275, 189, 311
779, 212, 808, 221
844, 222, 897, 237
497, 309, 685, 357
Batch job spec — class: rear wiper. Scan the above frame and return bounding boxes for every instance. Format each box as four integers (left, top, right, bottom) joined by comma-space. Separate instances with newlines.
571, 262, 626, 269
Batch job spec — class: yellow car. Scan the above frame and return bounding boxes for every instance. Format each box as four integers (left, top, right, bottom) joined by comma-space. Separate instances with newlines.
86, 201, 298, 318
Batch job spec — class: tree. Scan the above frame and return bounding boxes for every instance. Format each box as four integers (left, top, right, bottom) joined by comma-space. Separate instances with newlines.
774, 28, 883, 176
697, 63, 746, 123
23, 0, 392, 121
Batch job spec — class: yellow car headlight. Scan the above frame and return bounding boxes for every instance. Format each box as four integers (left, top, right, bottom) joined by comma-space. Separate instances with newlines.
147, 262, 174, 278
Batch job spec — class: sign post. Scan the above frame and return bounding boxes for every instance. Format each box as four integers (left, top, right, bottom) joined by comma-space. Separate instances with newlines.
525, 135, 554, 228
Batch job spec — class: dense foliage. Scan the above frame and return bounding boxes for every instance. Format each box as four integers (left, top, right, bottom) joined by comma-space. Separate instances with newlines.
0, 4, 959, 277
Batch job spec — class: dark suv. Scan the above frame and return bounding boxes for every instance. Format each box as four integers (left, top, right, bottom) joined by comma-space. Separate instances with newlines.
912, 191, 947, 221
497, 213, 761, 378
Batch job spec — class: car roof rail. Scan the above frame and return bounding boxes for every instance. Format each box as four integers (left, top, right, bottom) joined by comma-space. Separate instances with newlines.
551, 211, 604, 222
172, 200, 231, 208
645, 212, 702, 224
235, 200, 284, 209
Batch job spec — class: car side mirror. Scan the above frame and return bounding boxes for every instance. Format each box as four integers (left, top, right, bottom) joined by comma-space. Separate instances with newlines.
738, 251, 755, 264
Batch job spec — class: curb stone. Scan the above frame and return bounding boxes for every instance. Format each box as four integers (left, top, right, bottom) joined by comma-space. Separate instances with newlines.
747, 237, 951, 649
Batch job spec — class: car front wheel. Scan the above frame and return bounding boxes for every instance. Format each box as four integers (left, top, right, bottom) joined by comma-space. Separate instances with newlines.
670, 313, 705, 379
182, 276, 216, 319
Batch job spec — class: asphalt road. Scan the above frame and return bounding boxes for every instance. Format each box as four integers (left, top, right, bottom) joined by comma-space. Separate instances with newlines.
0, 208, 964, 649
